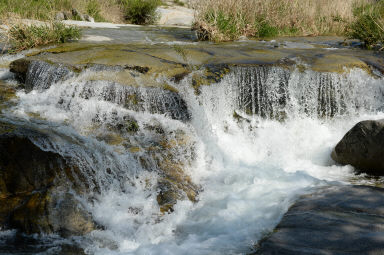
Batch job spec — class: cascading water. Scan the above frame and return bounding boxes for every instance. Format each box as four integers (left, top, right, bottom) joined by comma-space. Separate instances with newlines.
1, 61, 384, 255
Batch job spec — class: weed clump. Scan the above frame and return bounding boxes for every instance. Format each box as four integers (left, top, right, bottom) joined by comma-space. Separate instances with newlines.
121, 0, 161, 25
86, 0, 105, 22
8, 22, 81, 52
347, 0, 384, 49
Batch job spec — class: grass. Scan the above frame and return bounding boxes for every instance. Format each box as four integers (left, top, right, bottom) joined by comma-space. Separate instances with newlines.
7, 22, 81, 52
0, 0, 168, 25
192, 0, 375, 41
347, 0, 384, 49
0, 0, 125, 23
0, 0, 72, 21
85, 0, 106, 22
120, 0, 162, 25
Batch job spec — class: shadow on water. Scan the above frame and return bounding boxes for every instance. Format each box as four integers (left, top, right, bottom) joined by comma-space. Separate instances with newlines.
0, 231, 85, 255
255, 185, 384, 255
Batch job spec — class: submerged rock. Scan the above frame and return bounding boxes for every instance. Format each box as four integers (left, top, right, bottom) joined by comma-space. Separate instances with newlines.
0, 120, 96, 236
332, 119, 384, 175
255, 185, 384, 255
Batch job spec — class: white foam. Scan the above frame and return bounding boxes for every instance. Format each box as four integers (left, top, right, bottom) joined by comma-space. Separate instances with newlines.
5, 66, 384, 254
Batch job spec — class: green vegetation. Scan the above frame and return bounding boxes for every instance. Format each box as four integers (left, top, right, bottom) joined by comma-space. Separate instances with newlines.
8, 23, 81, 52
193, 0, 373, 42
347, 0, 384, 49
86, 0, 105, 22
121, 0, 161, 25
173, 0, 185, 6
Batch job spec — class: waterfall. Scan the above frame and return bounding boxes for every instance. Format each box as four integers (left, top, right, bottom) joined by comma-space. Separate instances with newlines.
2, 62, 384, 255
222, 66, 384, 120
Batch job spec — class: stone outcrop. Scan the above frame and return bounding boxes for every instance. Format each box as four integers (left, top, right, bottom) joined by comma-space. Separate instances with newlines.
0, 120, 96, 236
255, 185, 384, 255
332, 119, 384, 175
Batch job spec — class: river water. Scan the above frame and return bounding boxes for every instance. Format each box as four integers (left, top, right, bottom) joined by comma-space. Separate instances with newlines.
1, 37, 384, 255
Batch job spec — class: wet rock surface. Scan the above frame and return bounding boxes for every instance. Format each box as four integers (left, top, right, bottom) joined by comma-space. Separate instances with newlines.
332, 119, 384, 176
0, 120, 96, 236
255, 185, 384, 255
10, 59, 73, 91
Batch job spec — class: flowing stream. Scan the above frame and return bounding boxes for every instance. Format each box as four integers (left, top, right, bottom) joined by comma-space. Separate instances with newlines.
1, 56, 384, 254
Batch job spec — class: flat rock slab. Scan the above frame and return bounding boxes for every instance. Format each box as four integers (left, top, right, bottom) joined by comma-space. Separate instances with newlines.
256, 185, 384, 255
157, 6, 194, 26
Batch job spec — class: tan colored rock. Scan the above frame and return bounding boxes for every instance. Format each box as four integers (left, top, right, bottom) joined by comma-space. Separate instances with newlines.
157, 6, 194, 26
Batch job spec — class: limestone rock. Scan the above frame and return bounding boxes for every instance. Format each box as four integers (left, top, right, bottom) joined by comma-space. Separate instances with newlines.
0, 120, 96, 236
332, 119, 384, 175
84, 14, 95, 23
157, 6, 194, 26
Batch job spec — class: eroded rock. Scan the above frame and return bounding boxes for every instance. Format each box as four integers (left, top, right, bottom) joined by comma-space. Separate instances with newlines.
0, 120, 96, 236
332, 119, 384, 175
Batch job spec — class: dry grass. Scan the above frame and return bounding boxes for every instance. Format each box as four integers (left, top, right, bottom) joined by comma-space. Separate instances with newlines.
70, 0, 125, 23
0, 0, 125, 23
193, 0, 374, 41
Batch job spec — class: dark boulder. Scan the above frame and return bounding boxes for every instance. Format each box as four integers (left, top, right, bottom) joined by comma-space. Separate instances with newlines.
331, 119, 384, 175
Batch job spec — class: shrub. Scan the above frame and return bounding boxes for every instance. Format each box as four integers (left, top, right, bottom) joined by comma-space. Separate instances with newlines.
86, 0, 106, 22
173, 0, 185, 7
8, 22, 81, 52
121, 0, 161, 25
346, 0, 384, 48
255, 19, 279, 38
